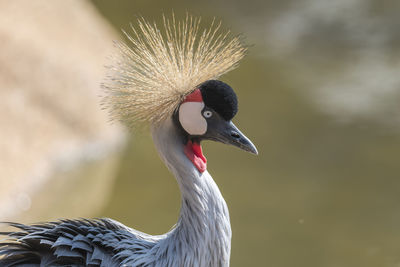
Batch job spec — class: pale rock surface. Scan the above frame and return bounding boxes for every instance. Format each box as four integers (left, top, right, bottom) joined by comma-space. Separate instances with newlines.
0, 0, 124, 221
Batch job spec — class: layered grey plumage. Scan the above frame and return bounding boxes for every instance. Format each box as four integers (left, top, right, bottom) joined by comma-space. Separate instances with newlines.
0, 118, 231, 267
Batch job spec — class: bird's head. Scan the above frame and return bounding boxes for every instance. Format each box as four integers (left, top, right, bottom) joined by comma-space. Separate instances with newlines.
102, 14, 257, 173
174, 80, 257, 173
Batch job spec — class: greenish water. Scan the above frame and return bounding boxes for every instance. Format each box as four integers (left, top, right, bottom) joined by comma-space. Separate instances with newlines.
92, 1, 400, 266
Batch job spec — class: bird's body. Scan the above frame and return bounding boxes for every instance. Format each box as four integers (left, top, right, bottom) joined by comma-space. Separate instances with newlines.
0, 14, 256, 266
0, 118, 231, 266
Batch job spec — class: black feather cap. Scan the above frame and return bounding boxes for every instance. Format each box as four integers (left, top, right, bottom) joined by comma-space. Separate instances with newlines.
199, 80, 238, 121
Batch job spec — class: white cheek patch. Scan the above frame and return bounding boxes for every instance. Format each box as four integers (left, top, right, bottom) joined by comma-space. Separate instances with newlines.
179, 102, 207, 135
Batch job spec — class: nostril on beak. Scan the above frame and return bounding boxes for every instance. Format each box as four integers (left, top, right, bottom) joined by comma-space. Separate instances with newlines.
231, 131, 240, 139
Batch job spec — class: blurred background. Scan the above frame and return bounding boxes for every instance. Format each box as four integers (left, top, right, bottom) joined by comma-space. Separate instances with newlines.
1, 0, 400, 266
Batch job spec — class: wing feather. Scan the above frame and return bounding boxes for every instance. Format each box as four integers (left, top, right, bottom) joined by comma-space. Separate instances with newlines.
0, 218, 154, 266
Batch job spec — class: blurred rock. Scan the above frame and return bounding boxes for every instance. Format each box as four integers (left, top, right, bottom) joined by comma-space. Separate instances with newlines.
0, 0, 124, 221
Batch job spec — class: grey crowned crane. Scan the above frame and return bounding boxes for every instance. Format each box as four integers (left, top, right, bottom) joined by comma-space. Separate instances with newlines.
0, 14, 257, 267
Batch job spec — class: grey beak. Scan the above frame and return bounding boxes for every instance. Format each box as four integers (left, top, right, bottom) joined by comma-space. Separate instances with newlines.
222, 121, 258, 155
205, 120, 258, 155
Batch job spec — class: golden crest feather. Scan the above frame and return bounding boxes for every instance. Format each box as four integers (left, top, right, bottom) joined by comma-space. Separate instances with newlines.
102, 14, 247, 126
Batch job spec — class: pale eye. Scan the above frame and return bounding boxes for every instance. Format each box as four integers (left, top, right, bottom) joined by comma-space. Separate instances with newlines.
203, 110, 213, 118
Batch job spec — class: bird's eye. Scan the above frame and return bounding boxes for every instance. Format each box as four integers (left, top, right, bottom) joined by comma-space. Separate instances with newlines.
203, 110, 213, 118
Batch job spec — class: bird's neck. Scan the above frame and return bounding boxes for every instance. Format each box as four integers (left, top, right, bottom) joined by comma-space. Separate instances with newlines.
151, 119, 231, 266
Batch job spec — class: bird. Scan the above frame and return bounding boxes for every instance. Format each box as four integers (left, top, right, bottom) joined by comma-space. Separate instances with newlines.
0, 14, 257, 267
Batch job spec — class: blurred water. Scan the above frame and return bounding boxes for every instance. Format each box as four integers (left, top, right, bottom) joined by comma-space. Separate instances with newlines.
228, 0, 400, 128
92, 1, 400, 266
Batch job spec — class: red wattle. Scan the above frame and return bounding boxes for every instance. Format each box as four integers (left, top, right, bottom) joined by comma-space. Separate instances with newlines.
184, 140, 207, 173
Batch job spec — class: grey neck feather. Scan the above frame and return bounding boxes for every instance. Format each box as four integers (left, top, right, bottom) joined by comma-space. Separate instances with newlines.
151, 118, 231, 267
